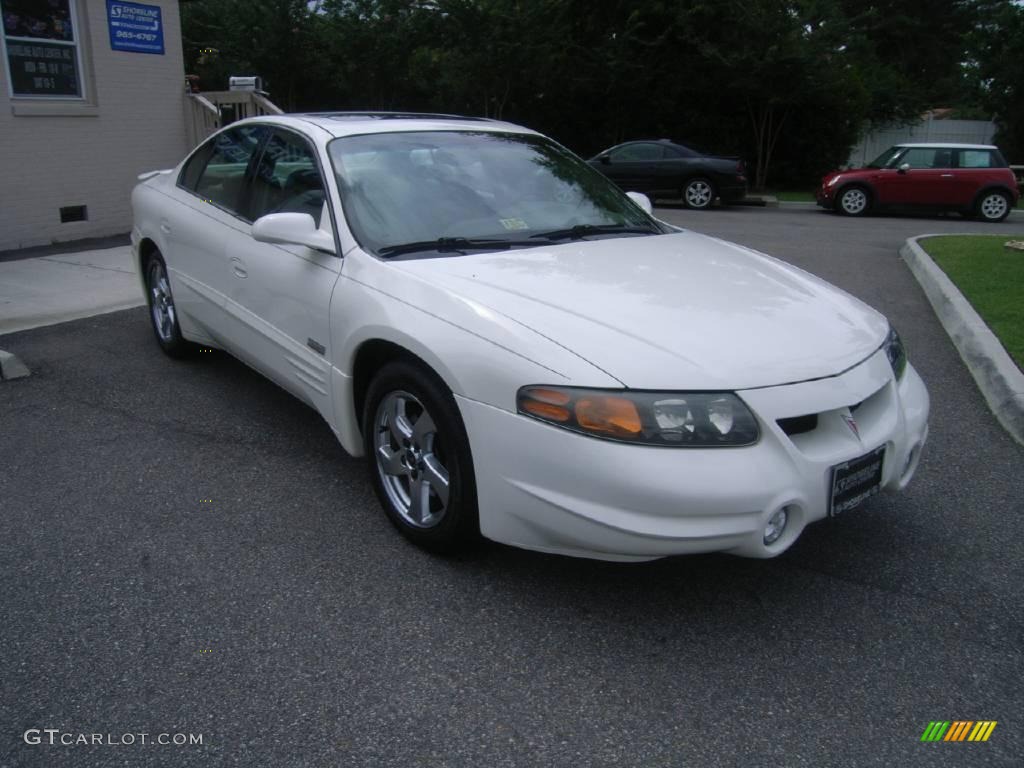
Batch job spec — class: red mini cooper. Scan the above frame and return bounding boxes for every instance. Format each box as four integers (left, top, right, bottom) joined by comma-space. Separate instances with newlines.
816, 143, 1019, 222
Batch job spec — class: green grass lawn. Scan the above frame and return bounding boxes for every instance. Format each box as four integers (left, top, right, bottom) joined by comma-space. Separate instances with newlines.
921, 235, 1024, 368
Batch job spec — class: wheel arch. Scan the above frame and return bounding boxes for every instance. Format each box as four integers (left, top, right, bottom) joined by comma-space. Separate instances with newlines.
343, 334, 462, 456
681, 173, 715, 190
136, 237, 160, 295
836, 180, 875, 202
971, 184, 1016, 210
834, 181, 875, 213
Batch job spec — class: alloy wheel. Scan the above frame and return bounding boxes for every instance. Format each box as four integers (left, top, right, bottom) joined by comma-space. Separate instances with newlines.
148, 260, 178, 343
979, 193, 1008, 221
840, 188, 868, 215
374, 390, 451, 529
685, 180, 713, 209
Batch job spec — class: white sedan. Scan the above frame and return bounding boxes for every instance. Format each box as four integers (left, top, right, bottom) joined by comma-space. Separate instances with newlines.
131, 113, 930, 561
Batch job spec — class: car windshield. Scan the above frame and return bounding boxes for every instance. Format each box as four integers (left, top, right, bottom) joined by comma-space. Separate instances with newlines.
327, 131, 663, 256
865, 146, 905, 169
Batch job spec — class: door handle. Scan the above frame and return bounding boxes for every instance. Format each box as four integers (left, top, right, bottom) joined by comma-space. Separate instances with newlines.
230, 256, 248, 278
941, 174, 955, 178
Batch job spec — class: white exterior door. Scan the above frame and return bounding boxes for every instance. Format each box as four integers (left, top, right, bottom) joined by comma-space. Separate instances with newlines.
219, 128, 341, 422
167, 125, 270, 341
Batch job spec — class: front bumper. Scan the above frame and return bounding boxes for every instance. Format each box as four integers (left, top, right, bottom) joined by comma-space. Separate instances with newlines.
458, 350, 929, 561
815, 185, 835, 209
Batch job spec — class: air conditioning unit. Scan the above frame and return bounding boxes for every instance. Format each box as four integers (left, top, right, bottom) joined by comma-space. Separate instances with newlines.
228, 76, 262, 92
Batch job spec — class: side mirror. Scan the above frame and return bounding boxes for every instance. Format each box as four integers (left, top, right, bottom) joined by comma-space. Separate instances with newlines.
626, 191, 653, 215
599, 155, 611, 165
251, 212, 336, 255
898, 163, 911, 174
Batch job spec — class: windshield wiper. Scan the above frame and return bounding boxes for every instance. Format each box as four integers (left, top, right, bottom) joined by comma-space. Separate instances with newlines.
529, 224, 658, 241
377, 237, 515, 258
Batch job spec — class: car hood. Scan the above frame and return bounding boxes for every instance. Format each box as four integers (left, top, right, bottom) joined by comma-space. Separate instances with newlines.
824, 167, 874, 181
390, 231, 889, 390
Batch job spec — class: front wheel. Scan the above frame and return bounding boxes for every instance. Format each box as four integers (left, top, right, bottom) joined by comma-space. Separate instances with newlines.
975, 191, 1011, 223
363, 360, 479, 553
682, 177, 715, 210
837, 186, 871, 216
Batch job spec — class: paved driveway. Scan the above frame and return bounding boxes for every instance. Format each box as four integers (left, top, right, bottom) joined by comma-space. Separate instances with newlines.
1, 208, 1021, 767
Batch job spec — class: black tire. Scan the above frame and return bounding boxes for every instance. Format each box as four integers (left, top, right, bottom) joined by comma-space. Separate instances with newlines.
143, 251, 192, 358
682, 177, 715, 210
362, 359, 479, 554
974, 190, 1011, 223
836, 185, 871, 217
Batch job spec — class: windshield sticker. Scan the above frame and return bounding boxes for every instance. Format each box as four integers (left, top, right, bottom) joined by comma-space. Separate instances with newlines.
499, 218, 529, 231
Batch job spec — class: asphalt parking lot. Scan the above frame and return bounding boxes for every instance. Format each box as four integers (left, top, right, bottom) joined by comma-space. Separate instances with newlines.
1, 206, 1022, 767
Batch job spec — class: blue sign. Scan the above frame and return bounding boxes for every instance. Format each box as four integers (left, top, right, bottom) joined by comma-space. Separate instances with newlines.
107, 1, 164, 55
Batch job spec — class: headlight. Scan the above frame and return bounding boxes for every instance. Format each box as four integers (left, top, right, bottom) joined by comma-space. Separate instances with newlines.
826, 175, 841, 187
884, 326, 907, 380
517, 386, 759, 447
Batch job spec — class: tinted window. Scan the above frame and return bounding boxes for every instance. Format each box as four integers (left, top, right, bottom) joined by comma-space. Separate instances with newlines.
958, 149, 995, 168
609, 143, 664, 161
665, 144, 699, 158
247, 129, 325, 226
190, 126, 268, 216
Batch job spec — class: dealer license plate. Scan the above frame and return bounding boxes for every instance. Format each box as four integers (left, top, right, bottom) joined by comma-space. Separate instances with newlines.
829, 446, 885, 516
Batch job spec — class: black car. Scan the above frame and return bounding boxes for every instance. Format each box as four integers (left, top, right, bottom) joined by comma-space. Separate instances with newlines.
588, 140, 747, 209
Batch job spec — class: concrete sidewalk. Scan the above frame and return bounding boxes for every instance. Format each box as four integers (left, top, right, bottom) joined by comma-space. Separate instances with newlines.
0, 245, 144, 336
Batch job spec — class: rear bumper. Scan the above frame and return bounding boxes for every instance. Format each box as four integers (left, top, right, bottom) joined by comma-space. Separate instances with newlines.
719, 180, 748, 203
458, 351, 929, 562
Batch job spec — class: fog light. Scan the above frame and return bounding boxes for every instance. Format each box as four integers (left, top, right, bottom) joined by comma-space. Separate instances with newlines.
764, 508, 788, 545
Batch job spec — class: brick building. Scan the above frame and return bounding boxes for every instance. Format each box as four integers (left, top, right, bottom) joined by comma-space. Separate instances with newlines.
0, 0, 188, 251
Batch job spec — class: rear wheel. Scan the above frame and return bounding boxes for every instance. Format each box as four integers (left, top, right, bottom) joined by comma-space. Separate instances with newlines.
682, 177, 715, 210
144, 252, 191, 358
363, 360, 479, 553
975, 191, 1011, 223
837, 185, 870, 216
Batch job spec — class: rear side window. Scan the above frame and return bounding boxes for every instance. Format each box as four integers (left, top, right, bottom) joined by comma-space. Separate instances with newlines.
664, 144, 699, 159
180, 126, 269, 217
958, 149, 996, 168
610, 143, 665, 161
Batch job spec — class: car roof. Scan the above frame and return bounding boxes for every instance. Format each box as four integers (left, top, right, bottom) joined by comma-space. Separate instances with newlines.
894, 142, 997, 150
234, 111, 538, 139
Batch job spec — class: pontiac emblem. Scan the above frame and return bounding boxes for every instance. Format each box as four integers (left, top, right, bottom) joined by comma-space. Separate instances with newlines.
841, 411, 860, 439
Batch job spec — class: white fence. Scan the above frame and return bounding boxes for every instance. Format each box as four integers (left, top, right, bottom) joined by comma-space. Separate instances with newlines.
848, 118, 997, 167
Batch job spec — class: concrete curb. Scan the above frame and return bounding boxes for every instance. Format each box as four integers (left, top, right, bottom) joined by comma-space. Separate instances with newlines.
901, 235, 1024, 445
0, 349, 30, 380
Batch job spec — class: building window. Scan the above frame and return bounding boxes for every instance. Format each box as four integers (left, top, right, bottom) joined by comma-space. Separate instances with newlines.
1, 0, 84, 98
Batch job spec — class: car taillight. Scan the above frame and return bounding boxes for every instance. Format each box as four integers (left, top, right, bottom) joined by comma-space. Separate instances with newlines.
736, 160, 745, 173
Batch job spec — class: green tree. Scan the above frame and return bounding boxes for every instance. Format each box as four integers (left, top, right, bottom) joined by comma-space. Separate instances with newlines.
967, 0, 1024, 161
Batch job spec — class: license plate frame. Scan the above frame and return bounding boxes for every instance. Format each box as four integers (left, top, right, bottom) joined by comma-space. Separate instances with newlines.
829, 445, 886, 517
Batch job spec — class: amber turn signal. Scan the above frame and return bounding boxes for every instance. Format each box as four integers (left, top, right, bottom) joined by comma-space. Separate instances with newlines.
575, 396, 642, 436
519, 387, 571, 422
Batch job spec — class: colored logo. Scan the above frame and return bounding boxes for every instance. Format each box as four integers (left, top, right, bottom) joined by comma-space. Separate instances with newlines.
920, 721, 997, 742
